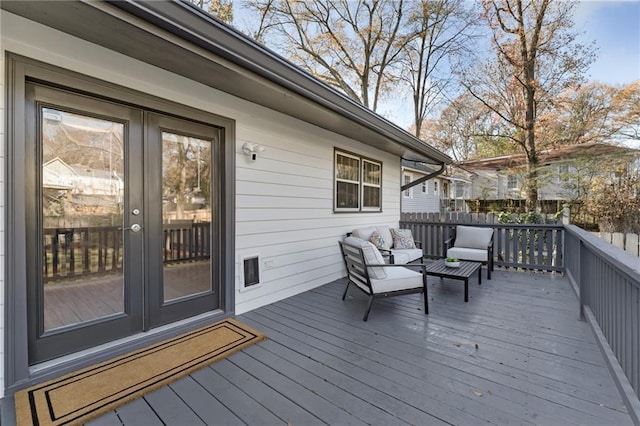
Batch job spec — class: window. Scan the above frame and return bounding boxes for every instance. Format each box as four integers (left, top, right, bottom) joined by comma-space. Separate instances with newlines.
422, 181, 428, 194
403, 174, 412, 198
455, 182, 464, 198
433, 181, 439, 195
507, 174, 518, 190
558, 164, 570, 181
334, 150, 382, 212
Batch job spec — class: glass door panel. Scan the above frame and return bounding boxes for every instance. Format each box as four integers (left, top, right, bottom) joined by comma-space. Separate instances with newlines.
146, 112, 220, 328
41, 108, 126, 330
162, 132, 212, 302
27, 82, 144, 365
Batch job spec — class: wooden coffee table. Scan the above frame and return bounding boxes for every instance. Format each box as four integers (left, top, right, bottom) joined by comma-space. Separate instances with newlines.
424, 259, 482, 302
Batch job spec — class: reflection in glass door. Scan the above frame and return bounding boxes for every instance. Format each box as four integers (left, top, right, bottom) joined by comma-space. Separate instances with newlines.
26, 83, 223, 364
27, 82, 144, 364
162, 132, 212, 301
41, 108, 126, 330
145, 112, 220, 328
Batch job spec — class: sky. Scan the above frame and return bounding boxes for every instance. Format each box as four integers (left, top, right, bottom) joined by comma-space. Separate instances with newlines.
234, 1, 639, 130
574, 1, 640, 85
378, 0, 640, 129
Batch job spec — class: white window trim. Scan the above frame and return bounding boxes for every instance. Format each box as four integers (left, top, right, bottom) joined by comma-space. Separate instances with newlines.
455, 182, 464, 198
403, 174, 412, 198
362, 158, 382, 212
422, 181, 428, 194
334, 149, 382, 212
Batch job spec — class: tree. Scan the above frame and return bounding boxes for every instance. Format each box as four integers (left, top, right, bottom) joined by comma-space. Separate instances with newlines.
400, 0, 477, 137
420, 93, 488, 161
188, 0, 234, 24
459, 0, 596, 210
537, 81, 640, 147
610, 81, 640, 142
585, 161, 640, 233
420, 92, 521, 161
245, 0, 409, 111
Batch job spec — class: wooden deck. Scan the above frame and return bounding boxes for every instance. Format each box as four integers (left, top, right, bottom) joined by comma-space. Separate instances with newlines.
86, 269, 633, 425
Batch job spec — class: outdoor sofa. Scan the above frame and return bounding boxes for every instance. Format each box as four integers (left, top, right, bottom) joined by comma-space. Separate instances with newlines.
349, 225, 422, 264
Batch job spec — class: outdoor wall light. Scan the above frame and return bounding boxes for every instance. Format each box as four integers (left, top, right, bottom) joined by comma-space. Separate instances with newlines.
242, 142, 265, 162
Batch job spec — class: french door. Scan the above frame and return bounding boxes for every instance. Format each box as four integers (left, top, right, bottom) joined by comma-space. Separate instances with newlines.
26, 83, 221, 364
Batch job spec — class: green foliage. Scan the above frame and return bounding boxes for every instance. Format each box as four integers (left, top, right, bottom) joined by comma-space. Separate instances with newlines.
585, 164, 640, 233
496, 210, 562, 224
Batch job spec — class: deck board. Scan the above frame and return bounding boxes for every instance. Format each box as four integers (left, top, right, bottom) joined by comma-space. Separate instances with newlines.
168, 376, 245, 426
87, 269, 633, 425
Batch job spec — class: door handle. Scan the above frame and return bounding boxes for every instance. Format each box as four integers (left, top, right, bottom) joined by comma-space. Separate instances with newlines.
121, 224, 142, 232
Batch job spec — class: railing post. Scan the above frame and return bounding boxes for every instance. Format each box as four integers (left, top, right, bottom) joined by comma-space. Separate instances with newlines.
562, 203, 570, 225
578, 239, 586, 321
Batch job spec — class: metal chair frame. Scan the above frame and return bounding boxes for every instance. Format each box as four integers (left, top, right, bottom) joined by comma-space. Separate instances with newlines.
339, 241, 428, 321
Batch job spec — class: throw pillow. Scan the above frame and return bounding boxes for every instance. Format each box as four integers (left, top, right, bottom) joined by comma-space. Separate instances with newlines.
369, 231, 386, 250
390, 228, 416, 249
375, 225, 393, 250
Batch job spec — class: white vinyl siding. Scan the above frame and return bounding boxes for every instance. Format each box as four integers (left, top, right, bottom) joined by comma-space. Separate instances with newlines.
401, 178, 441, 213
0, 8, 405, 378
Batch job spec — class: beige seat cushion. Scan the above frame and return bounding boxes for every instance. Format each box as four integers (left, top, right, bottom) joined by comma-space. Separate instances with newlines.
351, 227, 377, 242
447, 247, 488, 262
454, 225, 493, 249
390, 248, 423, 264
370, 267, 423, 293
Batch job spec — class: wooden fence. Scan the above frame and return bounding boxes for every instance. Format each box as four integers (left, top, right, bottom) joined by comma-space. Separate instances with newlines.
402, 212, 505, 224
400, 216, 564, 272
43, 222, 211, 282
592, 232, 640, 257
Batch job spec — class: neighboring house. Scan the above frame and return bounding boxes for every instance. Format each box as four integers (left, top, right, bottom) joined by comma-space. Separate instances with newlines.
44, 157, 124, 198
0, 1, 450, 399
401, 161, 470, 213
454, 143, 639, 211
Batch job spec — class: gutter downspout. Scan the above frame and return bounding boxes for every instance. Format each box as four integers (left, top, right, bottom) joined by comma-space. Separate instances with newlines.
401, 162, 446, 192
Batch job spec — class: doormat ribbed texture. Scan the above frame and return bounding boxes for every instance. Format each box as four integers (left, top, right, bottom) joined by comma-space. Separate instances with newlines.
15, 318, 266, 426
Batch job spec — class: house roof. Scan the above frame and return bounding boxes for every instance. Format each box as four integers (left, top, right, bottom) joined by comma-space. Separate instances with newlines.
458, 143, 637, 170
2, 0, 451, 166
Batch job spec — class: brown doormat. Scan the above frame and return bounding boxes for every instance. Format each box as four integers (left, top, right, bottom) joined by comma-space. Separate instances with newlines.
15, 318, 266, 426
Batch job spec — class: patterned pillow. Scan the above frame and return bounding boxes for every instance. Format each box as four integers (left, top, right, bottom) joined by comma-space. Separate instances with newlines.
369, 231, 386, 250
390, 228, 416, 249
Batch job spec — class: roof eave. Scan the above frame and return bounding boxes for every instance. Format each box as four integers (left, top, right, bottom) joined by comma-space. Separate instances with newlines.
1, 0, 450, 165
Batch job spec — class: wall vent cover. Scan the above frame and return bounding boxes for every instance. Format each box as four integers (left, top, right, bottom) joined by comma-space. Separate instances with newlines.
242, 255, 261, 288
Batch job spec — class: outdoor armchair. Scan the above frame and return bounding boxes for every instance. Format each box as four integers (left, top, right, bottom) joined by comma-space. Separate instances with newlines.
444, 225, 494, 279
339, 237, 428, 321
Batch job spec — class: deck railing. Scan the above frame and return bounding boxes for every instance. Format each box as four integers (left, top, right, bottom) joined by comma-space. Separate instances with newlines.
401, 218, 640, 413
565, 225, 640, 409
43, 222, 211, 282
399, 219, 564, 272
